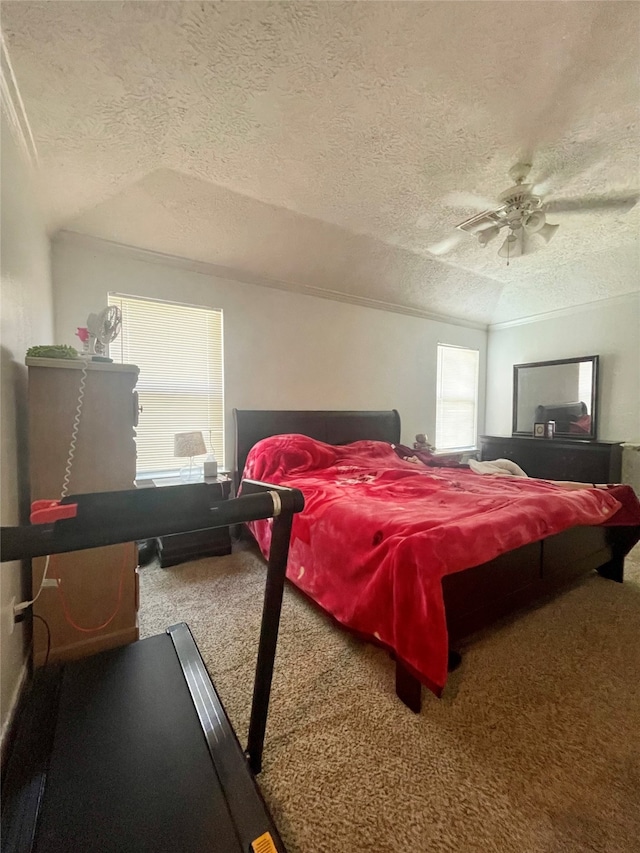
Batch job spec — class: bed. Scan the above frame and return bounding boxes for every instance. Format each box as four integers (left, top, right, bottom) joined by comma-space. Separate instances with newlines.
234, 409, 640, 712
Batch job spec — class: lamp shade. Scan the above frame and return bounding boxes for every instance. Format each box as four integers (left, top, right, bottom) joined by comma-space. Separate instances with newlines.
174, 431, 207, 458
497, 233, 523, 259
524, 210, 546, 233
537, 222, 559, 244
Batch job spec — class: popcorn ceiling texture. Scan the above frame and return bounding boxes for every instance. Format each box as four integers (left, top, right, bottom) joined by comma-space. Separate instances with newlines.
3, 1, 639, 324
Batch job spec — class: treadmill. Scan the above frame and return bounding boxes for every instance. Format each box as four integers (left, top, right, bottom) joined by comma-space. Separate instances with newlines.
1, 479, 304, 853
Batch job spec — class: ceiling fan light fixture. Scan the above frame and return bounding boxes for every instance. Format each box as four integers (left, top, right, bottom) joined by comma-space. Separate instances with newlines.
537, 222, 560, 243
497, 233, 520, 259
524, 210, 546, 233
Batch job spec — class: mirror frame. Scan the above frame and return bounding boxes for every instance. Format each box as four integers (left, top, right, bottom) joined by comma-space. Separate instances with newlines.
512, 355, 600, 440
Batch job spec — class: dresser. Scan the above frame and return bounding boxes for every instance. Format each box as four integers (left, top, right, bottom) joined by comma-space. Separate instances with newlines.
28, 358, 140, 666
479, 435, 623, 483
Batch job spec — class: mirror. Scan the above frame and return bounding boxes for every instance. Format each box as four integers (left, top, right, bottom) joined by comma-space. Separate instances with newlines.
513, 355, 599, 440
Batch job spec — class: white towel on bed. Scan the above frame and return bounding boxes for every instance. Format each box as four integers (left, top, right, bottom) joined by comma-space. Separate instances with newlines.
469, 458, 529, 478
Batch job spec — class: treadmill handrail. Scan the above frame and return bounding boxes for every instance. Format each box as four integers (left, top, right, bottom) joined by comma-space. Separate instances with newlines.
1, 479, 305, 779
1, 484, 304, 563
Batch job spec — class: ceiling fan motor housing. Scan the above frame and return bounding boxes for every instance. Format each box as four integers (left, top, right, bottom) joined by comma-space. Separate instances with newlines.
498, 185, 543, 214
457, 185, 544, 240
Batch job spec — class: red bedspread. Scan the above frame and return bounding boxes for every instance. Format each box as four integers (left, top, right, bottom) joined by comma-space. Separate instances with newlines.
243, 434, 639, 695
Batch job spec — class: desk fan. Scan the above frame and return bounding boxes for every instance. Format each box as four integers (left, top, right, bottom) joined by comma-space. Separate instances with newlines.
87, 305, 122, 360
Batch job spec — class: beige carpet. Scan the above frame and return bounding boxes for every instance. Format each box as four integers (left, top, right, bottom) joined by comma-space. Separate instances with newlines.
139, 540, 640, 853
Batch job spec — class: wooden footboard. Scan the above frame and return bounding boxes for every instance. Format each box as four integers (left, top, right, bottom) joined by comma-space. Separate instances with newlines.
397, 523, 640, 713
443, 524, 637, 644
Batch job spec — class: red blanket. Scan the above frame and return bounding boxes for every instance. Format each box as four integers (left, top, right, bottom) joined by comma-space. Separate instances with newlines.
243, 434, 639, 695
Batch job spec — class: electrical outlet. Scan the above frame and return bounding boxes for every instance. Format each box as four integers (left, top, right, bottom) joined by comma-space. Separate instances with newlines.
42, 578, 58, 588
2, 597, 16, 636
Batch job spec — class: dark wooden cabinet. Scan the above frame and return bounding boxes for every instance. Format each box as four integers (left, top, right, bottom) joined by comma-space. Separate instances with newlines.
479, 435, 623, 483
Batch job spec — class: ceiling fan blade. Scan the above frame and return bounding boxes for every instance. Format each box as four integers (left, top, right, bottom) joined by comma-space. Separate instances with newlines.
523, 138, 608, 199
442, 191, 498, 212
426, 231, 467, 256
531, 170, 555, 197
513, 5, 626, 159
545, 193, 639, 214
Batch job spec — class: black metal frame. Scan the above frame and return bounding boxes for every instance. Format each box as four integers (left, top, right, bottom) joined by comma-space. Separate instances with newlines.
241, 480, 298, 771
1, 482, 304, 775
169, 622, 285, 849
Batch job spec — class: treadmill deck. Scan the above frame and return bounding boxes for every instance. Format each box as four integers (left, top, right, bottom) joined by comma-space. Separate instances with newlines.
3, 625, 284, 853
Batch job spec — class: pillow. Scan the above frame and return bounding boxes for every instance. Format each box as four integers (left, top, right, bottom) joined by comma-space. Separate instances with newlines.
246, 433, 337, 480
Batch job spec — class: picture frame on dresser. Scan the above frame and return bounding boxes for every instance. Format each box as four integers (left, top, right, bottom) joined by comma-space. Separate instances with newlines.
513, 354, 599, 440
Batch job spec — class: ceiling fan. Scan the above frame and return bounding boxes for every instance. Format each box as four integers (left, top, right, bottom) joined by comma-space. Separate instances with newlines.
428, 163, 639, 264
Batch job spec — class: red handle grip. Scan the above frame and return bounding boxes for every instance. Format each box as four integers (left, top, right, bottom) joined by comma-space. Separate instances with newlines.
30, 500, 78, 525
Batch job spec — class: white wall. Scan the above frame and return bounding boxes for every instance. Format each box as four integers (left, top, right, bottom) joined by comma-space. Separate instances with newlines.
0, 111, 54, 743
52, 236, 487, 469
486, 294, 640, 442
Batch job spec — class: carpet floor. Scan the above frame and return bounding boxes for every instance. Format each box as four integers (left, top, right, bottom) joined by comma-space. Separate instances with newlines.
139, 539, 640, 853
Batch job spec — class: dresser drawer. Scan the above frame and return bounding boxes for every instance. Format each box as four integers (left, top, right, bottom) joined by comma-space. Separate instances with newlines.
156, 527, 232, 568
480, 436, 622, 483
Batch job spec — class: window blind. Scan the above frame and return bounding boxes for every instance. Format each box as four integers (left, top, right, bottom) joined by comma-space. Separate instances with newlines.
578, 360, 593, 412
435, 344, 479, 451
108, 293, 224, 475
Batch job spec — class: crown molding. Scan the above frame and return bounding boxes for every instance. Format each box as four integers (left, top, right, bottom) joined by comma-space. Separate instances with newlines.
489, 291, 640, 331
54, 229, 489, 331
0, 31, 38, 168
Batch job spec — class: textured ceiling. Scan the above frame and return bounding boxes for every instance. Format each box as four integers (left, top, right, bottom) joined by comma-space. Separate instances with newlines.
3, 1, 639, 325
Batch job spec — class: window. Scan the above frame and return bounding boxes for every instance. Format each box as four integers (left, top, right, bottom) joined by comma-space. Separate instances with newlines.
578, 360, 593, 412
109, 293, 224, 476
435, 344, 479, 451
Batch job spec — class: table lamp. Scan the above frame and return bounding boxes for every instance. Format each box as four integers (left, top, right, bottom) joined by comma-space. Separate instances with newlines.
174, 431, 207, 482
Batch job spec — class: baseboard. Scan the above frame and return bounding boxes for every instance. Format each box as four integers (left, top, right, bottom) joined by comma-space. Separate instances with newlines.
0, 656, 31, 772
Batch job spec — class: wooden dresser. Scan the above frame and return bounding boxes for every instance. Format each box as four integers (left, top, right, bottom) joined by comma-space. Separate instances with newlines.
479, 435, 623, 483
28, 358, 140, 666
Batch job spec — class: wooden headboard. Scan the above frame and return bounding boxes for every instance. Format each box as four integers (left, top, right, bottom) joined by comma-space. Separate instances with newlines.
233, 409, 401, 480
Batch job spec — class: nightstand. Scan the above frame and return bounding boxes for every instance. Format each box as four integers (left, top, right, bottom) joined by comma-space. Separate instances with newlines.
153, 476, 232, 568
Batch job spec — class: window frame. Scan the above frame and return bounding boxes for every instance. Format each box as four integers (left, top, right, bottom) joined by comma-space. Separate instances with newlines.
108, 292, 225, 478
434, 343, 480, 452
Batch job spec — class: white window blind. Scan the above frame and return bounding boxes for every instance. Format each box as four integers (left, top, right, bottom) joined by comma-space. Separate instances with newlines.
435, 344, 479, 451
578, 360, 593, 412
108, 293, 224, 475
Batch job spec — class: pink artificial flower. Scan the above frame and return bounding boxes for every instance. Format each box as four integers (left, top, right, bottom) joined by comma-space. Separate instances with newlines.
76, 327, 90, 343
